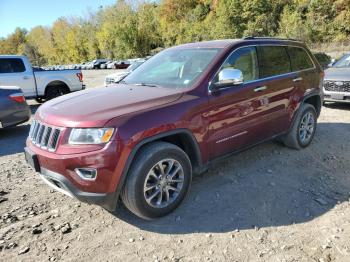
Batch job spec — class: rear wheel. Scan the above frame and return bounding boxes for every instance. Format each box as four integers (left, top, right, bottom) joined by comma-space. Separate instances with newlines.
45, 86, 69, 100
35, 97, 44, 104
282, 104, 317, 149
121, 142, 192, 219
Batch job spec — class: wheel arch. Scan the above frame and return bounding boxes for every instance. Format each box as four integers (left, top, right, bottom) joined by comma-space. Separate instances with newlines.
44, 80, 70, 97
303, 94, 322, 117
114, 129, 203, 202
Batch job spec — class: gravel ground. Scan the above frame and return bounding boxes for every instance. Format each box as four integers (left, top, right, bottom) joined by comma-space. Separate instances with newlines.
1, 70, 350, 261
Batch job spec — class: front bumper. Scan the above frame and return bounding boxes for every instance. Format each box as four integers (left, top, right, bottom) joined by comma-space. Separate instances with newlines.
324, 90, 350, 103
24, 138, 121, 211
38, 167, 117, 210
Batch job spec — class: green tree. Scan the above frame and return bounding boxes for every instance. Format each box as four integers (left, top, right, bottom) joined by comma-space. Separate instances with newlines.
279, 5, 309, 42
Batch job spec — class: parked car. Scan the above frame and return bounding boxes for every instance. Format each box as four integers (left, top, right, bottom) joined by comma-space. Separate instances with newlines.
106, 61, 118, 69
91, 59, 108, 69
0, 86, 30, 128
323, 53, 350, 103
105, 60, 145, 86
24, 38, 323, 219
100, 61, 111, 69
114, 61, 130, 69
314, 52, 331, 69
0, 55, 85, 102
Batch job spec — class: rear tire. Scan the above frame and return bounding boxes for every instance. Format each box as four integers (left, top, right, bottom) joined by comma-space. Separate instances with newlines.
35, 97, 44, 104
45, 86, 69, 100
121, 142, 192, 219
282, 104, 317, 149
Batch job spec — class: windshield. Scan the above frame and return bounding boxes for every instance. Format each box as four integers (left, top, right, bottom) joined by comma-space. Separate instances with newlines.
122, 48, 220, 88
127, 61, 144, 72
333, 54, 350, 68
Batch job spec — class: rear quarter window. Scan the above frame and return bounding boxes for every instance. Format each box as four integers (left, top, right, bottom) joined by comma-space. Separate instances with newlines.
0, 58, 26, 73
288, 47, 314, 71
257, 46, 291, 78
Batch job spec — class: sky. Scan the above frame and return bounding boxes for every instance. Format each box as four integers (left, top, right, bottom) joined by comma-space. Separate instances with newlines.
0, 0, 117, 38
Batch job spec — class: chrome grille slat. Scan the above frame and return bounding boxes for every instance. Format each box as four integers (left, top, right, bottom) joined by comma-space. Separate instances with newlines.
29, 120, 36, 137
37, 125, 45, 144
28, 121, 61, 152
48, 129, 61, 151
41, 127, 52, 147
32, 122, 40, 140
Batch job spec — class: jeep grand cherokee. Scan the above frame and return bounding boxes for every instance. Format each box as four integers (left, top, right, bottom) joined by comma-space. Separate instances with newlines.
25, 38, 324, 219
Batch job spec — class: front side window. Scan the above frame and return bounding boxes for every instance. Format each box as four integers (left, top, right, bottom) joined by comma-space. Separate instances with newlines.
0, 58, 26, 73
288, 47, 314, 71
213, 46, 259, 83
122, 48, 220, 88
258, 46, 291, 78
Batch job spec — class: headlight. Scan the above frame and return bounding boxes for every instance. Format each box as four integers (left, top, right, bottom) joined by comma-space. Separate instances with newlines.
68, 128, 114, 145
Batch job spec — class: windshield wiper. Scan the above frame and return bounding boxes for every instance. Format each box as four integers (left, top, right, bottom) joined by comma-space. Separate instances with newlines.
133, 83, 160, 87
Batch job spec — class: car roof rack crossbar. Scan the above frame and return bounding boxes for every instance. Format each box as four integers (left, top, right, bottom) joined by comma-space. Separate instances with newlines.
243, 36, 301, 42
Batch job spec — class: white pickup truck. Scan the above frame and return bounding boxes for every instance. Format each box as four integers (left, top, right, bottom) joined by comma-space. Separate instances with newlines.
0, 55, 85, 101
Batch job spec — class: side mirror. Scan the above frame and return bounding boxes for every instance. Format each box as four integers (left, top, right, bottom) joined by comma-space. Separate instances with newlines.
213, 68, 244, 89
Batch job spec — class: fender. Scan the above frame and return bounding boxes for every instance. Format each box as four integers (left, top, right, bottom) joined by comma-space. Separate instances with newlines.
290, 89, 322, 129
114, 128, 204, 202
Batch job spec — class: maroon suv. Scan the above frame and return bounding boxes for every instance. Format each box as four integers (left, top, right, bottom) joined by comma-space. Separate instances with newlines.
25, 38, 324, 219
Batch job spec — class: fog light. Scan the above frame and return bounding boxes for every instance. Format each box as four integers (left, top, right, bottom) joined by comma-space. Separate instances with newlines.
75, 168, 97, 180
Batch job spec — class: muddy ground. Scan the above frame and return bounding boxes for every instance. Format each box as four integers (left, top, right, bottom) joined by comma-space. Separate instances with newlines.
0, 70, 350, 262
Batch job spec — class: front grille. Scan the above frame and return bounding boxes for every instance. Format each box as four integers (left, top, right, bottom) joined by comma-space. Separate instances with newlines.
29, 120, 61, 151
105, 78, 114, 85
324, 80, 350, 92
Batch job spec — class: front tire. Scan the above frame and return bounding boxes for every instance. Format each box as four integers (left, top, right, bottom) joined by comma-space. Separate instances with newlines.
121, 142, 192, 219
282, 103, 317, 149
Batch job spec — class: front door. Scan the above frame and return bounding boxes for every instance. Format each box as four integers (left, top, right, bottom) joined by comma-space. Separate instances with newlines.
207, 46, 274, 159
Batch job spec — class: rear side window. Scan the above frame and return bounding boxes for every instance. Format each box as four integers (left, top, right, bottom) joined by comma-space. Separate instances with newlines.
0, 58, 26, 73
288, 47, 314, 71
257, 46, 291, 78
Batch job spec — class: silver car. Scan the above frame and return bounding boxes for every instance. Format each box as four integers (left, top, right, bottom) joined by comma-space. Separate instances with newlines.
0, 86, 31, 128
323, 53, 350, 103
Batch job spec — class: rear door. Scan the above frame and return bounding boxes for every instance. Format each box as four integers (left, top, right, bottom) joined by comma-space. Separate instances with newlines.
287, 46, 319, 98
0, 58, 36, 97
256, 45, 296, 136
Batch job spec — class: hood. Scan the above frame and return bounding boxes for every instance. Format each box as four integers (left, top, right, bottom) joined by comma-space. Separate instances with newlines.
324, 67, 350, 81
37, 84, 183, 127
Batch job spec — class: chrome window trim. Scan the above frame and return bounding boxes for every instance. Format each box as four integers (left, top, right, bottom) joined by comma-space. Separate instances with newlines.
208, 44, 317, 94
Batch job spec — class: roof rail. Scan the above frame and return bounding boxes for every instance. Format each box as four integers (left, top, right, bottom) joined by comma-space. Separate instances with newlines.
243, 36, 301, 42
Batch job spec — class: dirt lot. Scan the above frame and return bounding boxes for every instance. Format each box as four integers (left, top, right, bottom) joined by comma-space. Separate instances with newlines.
1, 70, 350, 262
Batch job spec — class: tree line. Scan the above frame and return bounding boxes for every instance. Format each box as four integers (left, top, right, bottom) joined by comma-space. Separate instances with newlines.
0, 0, 349, 66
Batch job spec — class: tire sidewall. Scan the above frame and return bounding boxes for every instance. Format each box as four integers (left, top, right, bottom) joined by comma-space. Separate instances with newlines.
129, 146, 192, 219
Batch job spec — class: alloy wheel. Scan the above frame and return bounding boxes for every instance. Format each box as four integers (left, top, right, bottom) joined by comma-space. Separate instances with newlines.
298, 112, 315, 143
143, 159, 184, 208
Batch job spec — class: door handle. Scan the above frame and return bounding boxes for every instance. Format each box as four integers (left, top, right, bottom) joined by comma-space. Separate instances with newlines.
254, 86, 267, 92
23, 76, 30, 80
293, 77, 303, 82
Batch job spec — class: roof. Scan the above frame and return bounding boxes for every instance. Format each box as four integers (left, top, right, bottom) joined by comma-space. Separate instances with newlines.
172, 39, 241, 49
170, 37, 304, 50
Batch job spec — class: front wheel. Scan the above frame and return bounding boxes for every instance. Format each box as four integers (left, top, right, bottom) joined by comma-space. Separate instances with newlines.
282, 104, 317, 149
121, 142, 192, 219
